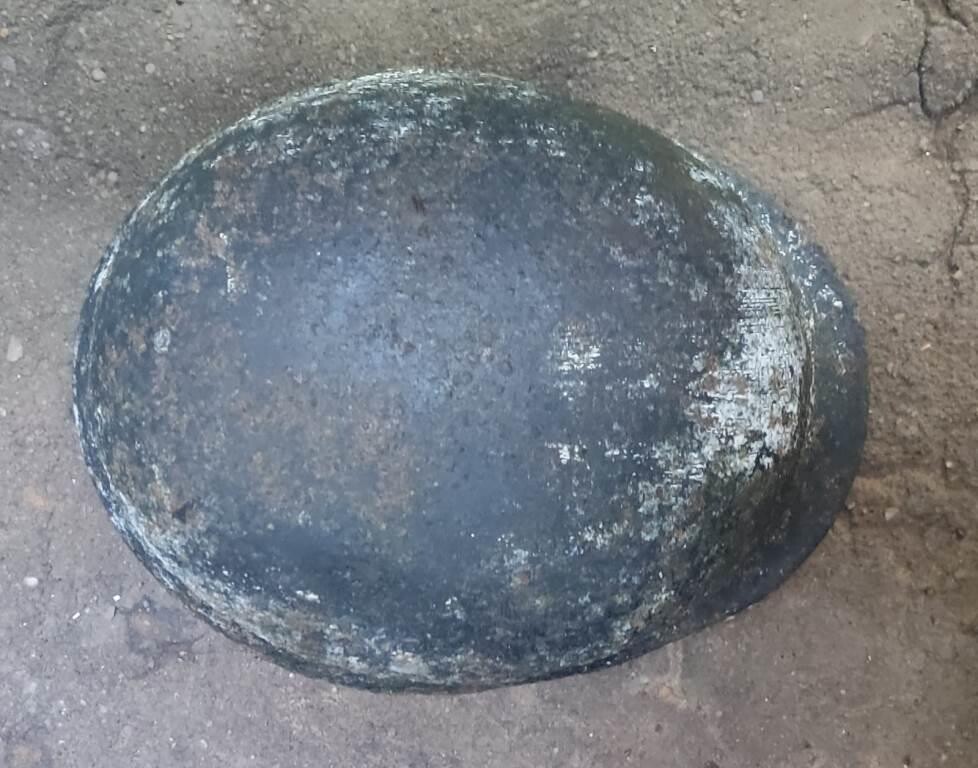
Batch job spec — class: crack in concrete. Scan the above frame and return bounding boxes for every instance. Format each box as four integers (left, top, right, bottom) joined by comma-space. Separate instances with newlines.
913, 0, 975, 291
840, 99, 918, 126
916, 26, 932, 116
915, 0, 934, 115
944, 133, 971, 282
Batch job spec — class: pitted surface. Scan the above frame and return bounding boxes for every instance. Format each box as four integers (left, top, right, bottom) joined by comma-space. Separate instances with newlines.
73, 71, 866, 691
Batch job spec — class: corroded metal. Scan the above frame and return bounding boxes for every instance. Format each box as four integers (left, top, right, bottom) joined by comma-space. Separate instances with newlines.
73, 70, 867, 692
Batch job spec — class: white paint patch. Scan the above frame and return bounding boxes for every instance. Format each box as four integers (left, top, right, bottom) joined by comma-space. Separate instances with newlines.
443, 596, 467, 621
388, 650, 431, 677
638, 372, 659, 389
569, 520, 633, 554
687, 163, 734, 192
153, 328, 171, 353
543, 138, 566, 158
688, 203, 806, 480
554, 322, 601, 374
546, 441, 586, 465
631, 190, 665, 227
682, 146, 740, 195
503, 547, 531, 570
273, 128, 309, 158
91, 240, 118, 294
817, 283, 844, 309
594, 195, 808, 551
550, 321, 603, 402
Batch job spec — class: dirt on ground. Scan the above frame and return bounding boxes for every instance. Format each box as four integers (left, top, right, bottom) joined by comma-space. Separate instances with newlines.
0, 1, 976, 767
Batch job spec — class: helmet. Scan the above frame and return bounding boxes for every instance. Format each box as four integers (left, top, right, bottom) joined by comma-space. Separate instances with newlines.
73, 71, 867, 691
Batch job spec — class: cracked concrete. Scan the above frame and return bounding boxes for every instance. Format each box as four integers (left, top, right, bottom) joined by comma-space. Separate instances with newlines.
1, 1, 977, 767
952, 115, 978, 246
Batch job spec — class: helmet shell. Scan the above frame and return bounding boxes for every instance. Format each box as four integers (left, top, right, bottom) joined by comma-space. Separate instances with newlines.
73, 71, 867, 691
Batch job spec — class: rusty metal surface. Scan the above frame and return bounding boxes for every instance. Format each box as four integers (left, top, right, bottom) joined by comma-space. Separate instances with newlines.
72, 70, 867, 692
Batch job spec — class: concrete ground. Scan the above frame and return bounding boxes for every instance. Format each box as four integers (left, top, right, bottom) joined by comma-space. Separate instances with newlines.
1, 1, 977, 766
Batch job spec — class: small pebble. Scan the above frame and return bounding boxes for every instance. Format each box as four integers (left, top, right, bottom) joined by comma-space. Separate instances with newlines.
139, 123, 148, 133
144, 62, 156, 75
884, 507, 900, 522
0, 27, 9, 40
750, 89, 766, 104
90, 66, 107, 82
0, 54, 15, 75
106, 170, 119, 184
23, 576, 39, 588
6, 335, 23, 362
